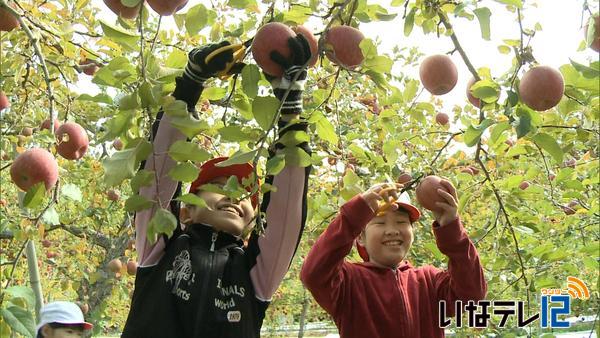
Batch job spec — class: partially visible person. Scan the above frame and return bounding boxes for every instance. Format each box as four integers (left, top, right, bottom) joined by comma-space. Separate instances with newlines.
36, 301, 93, 338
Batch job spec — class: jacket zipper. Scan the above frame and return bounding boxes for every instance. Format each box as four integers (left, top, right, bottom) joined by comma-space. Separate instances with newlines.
393, 268, 410, 337
210, 232, 218, 252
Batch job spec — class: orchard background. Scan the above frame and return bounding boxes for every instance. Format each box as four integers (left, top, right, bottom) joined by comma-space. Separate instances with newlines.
0, 0, 598, 337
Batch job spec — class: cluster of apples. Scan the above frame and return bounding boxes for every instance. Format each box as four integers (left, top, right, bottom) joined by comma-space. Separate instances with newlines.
9, 119, 89, 192
103, 0, 188, 18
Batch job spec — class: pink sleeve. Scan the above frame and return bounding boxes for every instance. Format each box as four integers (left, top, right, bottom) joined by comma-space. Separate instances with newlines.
136, 113, 186, 266
249, 165, 310, 301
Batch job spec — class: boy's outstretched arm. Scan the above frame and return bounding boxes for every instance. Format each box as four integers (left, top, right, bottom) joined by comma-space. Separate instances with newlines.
429, 179, 487, 304
245, 35, 313, 303
300, 184, 394, 314
135, 42, 239, 266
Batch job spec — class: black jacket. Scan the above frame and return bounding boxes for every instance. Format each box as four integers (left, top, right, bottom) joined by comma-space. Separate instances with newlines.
122, 224, 268, 338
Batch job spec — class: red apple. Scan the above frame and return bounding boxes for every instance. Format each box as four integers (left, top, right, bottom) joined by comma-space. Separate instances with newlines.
21, 127, 33, 137
397, 173, 412, 185
103, 0, 141, 19
466, 77, 482, 108
548, 173, 556, 181
10, 148, 59, 191
126, 259, 138, 276
0, 199, 6, 207
146, 0, 188, 16
327, 157, 337, 166
112, 138, 123, 150
40, 118, 61, 133
519, 181, 530, 190
419, 54, 458, 95
46, 251, 57, 259
0, 5, 19, 32
55, 122, 89, 160
324, 25, 365, 69
41, 239, 52, 248
460, 167, 474, 175
562, 205, 576, 215
505, 139, 515, 147
78, 303, 89, 315
0, 91, 9, 110
519, 66, 564, 111
107, 258, 122, 273
468, 166, 480, 175
415, 175, 449, 212
252, 23, 297, 77
79, 60, 99, 76
564, 158, 576, 168
435, 112, 449, 126
107, 189, 120, 201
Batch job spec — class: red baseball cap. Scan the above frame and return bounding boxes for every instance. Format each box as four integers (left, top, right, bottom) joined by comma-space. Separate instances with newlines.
188, 157, 259, 208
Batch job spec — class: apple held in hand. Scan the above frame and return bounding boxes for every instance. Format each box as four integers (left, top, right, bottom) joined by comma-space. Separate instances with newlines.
415, 175, 449, 212
10, 148, 59, 191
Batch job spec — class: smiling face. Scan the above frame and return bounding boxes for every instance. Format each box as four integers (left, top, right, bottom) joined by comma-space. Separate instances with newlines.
358, 209, 413, 268
183, 177, 256, 237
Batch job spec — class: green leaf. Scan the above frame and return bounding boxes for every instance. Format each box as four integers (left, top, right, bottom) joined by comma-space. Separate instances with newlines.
1, 306, 35, 338
343, 168, 361, 187
99, 19, 138, 50
147, 209, 178, 244
185, 4, 208, 35
4, 286, 35, 310
103, 148, 138, 187
228, 0, 256, 9
473, 7, 491, 40
463, 119, 494, 147
311, 112, 338, 145
471, 79, 500, 103
497, 45, 511, 54
404, 7, 416, 36
277, 130, 310, 147
42, 207, 60, 226
201, 87, 228, 101
489, 121, 510, 144
494, 0, 522, 8
219, 125, 255, 142
252, 96, 279, 130
266, 154, 286, 176
216, 150, 258, 166
23, 183, 46, 209
138, 81, 158, 108
363, 55, 393, 73
163, 98, 188, 117
61, 183, 82, 202
282, 147, 312, 167
514, 106, 534, 138
131, 169, 155, 193
458, 192, 472, 213
532, 133, 564, 164
569, 58, 600, 78
169, 116, 210, 138
176, 193, 208, 208
124, 195, 154, 212
76, 93, 113, 104
168, 162, 200, 182
117, 92, 139, 111
359, 39, 377, 61
241, 64, 260, 98
168, 141, 211, 162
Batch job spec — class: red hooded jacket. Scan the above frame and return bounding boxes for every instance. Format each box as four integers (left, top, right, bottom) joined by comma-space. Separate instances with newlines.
300, 195, 487, 338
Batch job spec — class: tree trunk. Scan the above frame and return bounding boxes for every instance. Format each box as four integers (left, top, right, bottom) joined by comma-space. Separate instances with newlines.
298, 287, 309, 338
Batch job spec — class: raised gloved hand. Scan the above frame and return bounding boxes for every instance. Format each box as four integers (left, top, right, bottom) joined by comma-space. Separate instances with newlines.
268, 34, 313, 115
183, 41, 245, 85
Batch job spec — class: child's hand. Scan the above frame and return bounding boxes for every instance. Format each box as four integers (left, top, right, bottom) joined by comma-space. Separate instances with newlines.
360, 183, 403, 214
432, 179, 459, 226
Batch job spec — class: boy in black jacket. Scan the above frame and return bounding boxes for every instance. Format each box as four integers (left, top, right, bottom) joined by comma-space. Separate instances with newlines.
122, 36, 312, 337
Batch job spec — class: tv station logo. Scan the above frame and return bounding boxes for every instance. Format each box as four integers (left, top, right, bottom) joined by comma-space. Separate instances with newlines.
439, 276, 590, 329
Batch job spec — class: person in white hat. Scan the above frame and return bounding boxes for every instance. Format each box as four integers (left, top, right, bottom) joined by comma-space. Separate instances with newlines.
300, 181, 487, 338
36, 301, 92, 338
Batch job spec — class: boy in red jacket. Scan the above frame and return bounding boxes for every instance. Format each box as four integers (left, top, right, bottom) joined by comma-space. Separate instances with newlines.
300, 180, 487, 338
